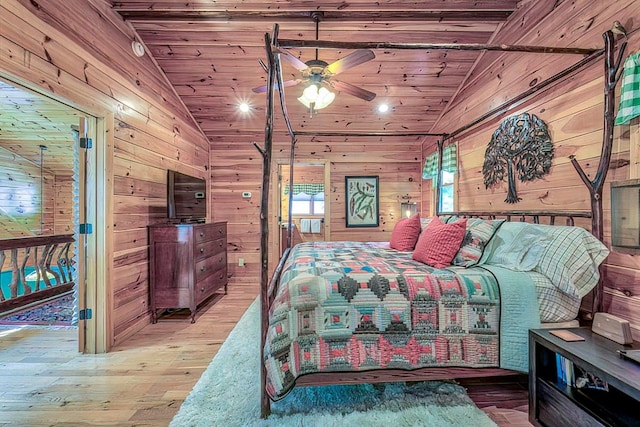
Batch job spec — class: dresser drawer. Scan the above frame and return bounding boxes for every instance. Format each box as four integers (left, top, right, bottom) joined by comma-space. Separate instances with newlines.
196, 267, 228, 305
194, 223, 226, 244
195, 257, 214, 282
195, 237, 226, 261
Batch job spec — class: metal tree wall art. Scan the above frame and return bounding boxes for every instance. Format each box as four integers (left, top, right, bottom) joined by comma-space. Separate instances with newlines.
482, 112, 554, 203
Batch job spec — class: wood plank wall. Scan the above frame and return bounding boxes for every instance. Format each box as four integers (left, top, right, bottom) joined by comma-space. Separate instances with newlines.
431, 0, 640, 338
0, 146, 54, 237
210, 133, 423, 288
53, 174, 74, 235
0, 0, 210, 348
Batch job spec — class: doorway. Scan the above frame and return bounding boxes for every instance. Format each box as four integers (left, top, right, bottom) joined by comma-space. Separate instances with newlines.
0, 79, 101, 353
278, 162, 329, 253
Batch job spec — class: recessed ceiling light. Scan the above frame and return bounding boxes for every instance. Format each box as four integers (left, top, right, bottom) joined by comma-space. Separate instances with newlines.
239, 103, 250, 112
377, 104, 389, 113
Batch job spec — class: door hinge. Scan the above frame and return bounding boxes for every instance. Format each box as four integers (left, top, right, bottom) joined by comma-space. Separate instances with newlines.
79, 223, 93, 234
79, 308, 93, 320
79, 137, 93, 149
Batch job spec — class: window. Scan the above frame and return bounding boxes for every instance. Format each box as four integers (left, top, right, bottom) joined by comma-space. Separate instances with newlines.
439, 170, 455, 212
290, 189, 325, 215
422, 143, 457, 213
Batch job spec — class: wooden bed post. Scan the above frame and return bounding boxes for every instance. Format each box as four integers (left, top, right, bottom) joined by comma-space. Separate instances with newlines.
434, 139, 444, 216
286, 138, 296, 249
570, 26, 627, 315
256, 26, 278, 420
271, 41, 298, 251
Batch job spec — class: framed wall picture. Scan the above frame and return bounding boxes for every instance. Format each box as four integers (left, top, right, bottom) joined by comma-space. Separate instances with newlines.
345, 176, 379, 227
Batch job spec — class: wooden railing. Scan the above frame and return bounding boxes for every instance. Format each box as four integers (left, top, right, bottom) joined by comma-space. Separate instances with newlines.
0, 234, 75, 313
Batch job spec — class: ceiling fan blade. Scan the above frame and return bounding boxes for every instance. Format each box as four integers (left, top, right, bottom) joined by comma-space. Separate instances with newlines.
252, 79, 302, 93
276, 48, 309, 72
325, 50, 375, 75
329, 80, 377, 102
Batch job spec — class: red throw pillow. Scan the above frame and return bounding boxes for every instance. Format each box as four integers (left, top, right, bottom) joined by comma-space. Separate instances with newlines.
389, 214, 421, 251
412, 216, 467, 268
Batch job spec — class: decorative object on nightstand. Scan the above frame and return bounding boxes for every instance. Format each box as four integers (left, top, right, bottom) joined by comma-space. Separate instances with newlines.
592, 312, 634, 345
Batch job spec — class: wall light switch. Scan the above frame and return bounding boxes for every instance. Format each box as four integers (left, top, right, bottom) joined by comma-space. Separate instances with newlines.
238, 258, 245, 267
242, 191, 252, 198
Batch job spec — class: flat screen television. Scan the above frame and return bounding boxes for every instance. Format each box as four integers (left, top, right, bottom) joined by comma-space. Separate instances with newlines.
167, 170, 207, 222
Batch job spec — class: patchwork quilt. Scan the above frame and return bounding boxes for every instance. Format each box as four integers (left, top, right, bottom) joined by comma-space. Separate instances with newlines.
264, 241, 503, 400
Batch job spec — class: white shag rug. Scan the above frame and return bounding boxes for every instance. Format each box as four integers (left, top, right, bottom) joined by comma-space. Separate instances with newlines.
171, 299, 497, 427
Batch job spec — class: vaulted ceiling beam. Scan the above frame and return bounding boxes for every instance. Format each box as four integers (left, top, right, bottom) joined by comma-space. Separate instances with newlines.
117, 10, 514, 23
277, 39, 601, 55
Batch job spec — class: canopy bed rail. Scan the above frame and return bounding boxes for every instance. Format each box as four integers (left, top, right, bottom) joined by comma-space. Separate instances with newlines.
256, 21, 627, 418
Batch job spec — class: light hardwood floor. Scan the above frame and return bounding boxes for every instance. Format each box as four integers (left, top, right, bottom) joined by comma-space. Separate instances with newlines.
0, 287, 531, 426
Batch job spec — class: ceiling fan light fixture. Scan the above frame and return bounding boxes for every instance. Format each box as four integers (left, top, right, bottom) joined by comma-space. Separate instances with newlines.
298, 84, 335, 110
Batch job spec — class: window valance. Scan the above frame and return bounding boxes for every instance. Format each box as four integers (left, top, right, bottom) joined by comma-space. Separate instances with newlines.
422, 143, 457, 179
284, 183, 325, 196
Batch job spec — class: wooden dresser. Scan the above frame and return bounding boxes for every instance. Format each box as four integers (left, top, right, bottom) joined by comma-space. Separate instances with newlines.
148, 222, 227, 323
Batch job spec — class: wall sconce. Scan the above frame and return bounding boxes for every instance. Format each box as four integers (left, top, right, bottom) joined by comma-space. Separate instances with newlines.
400, 196, 418, 218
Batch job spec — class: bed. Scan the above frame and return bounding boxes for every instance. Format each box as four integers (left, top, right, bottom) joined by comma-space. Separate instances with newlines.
256, 23, 625, 418
263, 214, 609, 401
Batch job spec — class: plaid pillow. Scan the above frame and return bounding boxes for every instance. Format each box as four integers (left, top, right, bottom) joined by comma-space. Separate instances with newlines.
413, 216, 467, 268
389, 214, 421, 251
453, 218, 505, 267
533, 225, 609, 298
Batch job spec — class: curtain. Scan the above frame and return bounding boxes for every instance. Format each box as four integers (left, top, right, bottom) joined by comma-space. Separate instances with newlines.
615, 53, 640, 125
422, 143, 457, 179
284, 183, 324, 195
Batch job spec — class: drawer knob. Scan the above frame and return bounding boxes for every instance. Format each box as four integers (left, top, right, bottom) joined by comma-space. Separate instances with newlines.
219, 257, 223, 262
201, 287, 205, 292
218, 229, 223, 234
200, 232, 205, 237
200, 266, 206, 272
200, 248, 205, 253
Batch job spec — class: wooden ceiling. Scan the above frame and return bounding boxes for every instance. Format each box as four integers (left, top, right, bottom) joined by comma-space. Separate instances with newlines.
112, 0, 522, 140
0, 81, 79, 176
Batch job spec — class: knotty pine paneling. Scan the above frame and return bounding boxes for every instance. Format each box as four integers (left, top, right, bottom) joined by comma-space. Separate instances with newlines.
211, 133, 423, 283
54, 175, 74, 235
433, 0, 640, 333
0, 146, 55, 238
0, 0, 210, 349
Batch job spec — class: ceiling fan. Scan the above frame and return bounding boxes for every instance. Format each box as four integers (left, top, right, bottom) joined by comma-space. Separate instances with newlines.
252, 12, 377, 111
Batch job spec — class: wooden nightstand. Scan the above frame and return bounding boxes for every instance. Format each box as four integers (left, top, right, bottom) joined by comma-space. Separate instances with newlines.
529, 327, 640, 427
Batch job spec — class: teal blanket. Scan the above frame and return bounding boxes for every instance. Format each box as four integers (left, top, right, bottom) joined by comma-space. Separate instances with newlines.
480, 265, 541, 372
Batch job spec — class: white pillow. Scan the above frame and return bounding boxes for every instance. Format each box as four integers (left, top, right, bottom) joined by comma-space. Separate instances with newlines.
483, 222, 550, 271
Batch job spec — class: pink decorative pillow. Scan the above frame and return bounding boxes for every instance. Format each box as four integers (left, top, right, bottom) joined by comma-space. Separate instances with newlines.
412, 217, 467, 268
390, 214, 421, 251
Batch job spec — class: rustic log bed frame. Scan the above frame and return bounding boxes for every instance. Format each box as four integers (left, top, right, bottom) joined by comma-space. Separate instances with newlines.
255, 23, 628, 417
